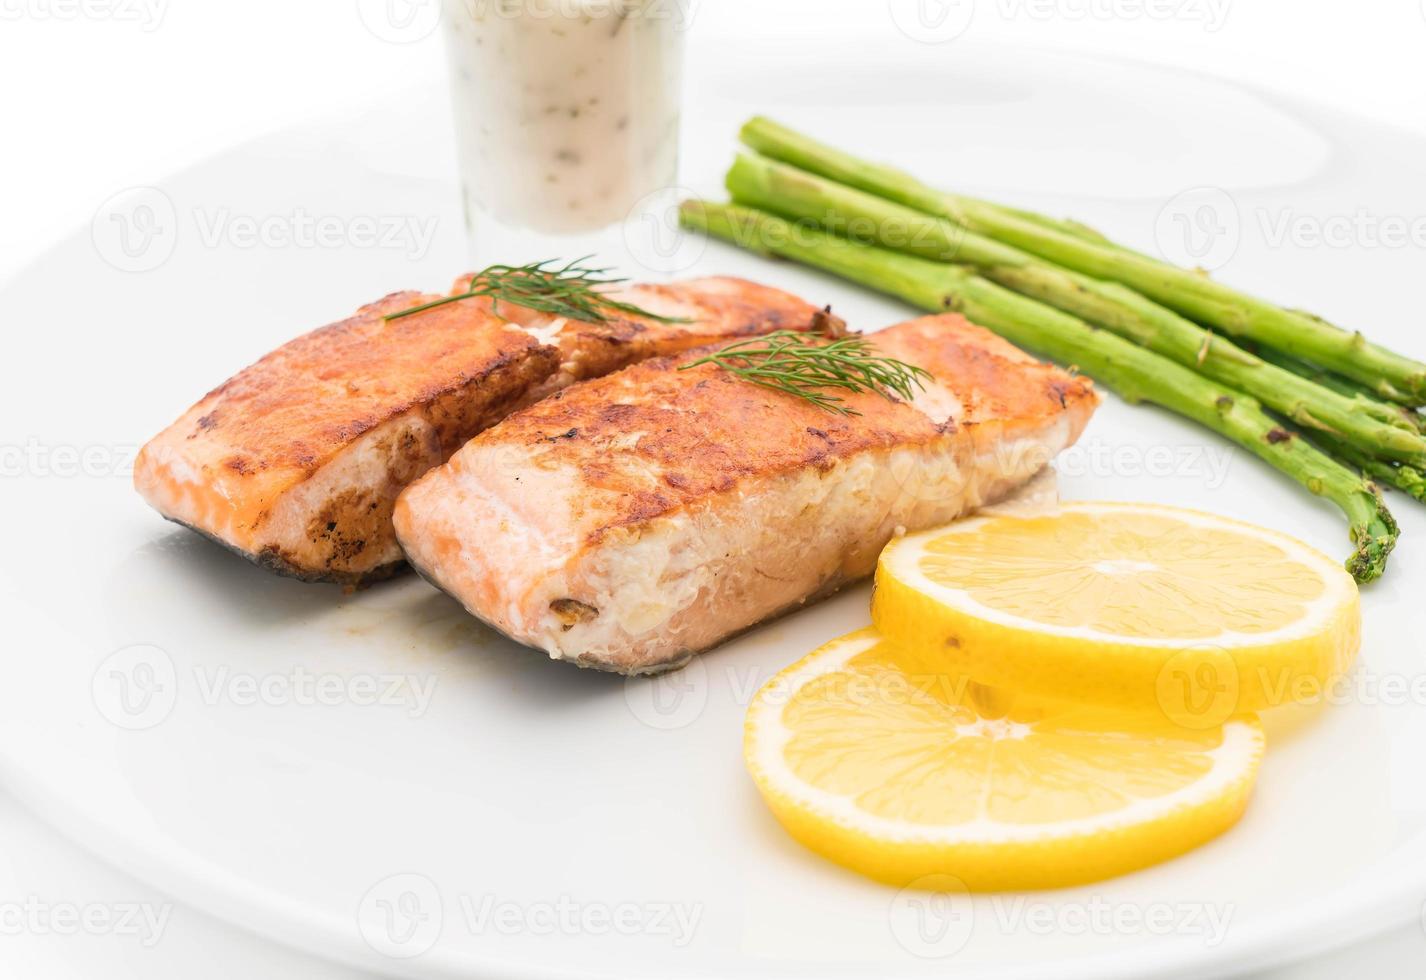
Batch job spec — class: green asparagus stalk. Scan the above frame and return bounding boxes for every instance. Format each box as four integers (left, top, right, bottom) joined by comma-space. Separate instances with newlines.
1303, 431, 1426, 503
982, 201, 1160, 262
740, 116, 1426, 406
973, 201, 1110, 247
679, 198, 1398, 582
725, 152, 1426, 467
1250, 344, 1426, 437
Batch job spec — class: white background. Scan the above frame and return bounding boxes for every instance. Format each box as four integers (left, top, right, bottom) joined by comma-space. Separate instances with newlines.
2, 1, 1425, 977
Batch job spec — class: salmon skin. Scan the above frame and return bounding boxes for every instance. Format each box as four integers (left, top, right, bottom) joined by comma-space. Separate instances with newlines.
393, 313, 1100, 673
133, 276, 833, 586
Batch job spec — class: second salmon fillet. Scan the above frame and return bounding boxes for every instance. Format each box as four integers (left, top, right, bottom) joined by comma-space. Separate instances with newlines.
394, 313, 1099, 673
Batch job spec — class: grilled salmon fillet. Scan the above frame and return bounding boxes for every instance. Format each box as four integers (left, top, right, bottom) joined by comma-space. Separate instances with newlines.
393, 313, 1100, 673
133, 276, 833, 585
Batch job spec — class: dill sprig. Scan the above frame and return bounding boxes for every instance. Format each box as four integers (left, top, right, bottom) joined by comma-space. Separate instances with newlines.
384, 257, 688, 324
681, 330, 930, 415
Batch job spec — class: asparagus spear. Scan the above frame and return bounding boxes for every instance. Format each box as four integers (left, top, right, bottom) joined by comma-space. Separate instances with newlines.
1304, 431, 1426, 503
973, 201, 1111, 248
725, 152, 1426, 467
679, 198, 1398, 582
1250, 344, 1426, 437
983, 201, 1162, 262
740, 116, 1426, 406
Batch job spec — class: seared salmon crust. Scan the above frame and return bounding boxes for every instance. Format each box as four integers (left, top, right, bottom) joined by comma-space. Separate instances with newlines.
134, 277, 832, 585
393, 313, 1099, 672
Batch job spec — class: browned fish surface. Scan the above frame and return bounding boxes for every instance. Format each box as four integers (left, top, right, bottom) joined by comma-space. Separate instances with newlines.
133, 277, 832, 585
393, 313, 1100, 672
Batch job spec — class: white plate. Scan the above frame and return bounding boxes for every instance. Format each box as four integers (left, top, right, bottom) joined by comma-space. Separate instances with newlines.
2, 41, 1425, 980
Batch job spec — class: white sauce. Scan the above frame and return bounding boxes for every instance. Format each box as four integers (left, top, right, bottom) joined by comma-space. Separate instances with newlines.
443, 0, 685, 235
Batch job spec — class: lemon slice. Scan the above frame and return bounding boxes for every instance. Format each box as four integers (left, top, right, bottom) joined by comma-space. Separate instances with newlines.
872, 502, 1359, 721
744, 628, 1264, 890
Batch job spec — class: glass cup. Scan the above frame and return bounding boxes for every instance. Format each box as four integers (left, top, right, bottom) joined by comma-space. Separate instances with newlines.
443, 0, 689, 276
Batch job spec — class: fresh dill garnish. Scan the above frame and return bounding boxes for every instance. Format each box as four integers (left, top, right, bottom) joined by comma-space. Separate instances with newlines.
384, 257, 688, 324
681, 330, 930, 416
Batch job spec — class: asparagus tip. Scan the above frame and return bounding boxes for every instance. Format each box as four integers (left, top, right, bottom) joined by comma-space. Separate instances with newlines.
1345, 485, 1399, 583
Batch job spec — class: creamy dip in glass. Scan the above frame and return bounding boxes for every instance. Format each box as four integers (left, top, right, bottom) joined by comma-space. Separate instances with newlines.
443, 0, 687, 266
